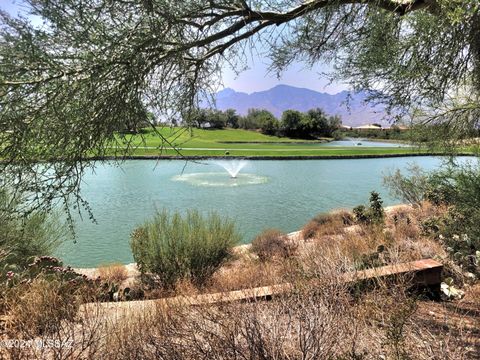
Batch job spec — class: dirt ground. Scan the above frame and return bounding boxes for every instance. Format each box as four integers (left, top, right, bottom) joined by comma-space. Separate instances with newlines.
415, 283, 480, 359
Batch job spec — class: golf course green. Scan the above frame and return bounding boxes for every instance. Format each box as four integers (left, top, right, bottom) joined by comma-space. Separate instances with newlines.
109, 127, 426, 158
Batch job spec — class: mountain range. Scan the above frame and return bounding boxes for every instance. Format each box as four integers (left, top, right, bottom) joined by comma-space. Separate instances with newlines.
213, 85, 389, 127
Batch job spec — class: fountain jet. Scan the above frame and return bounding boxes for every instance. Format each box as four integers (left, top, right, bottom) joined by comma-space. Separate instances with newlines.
214, 160, 248, 178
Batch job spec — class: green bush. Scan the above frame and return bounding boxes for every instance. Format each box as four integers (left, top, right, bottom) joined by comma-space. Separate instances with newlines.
383, 164, 431, 206
353, 192, 385, 225
0, 189, 64, 276
353, 205, 369, 224
130, 210, 240, 288
368, 191, 385, 223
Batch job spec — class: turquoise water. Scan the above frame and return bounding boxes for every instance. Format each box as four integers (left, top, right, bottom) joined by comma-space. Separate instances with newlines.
57, 156, 469, 267
258, 140, 410, 148
320, 139, 411, 147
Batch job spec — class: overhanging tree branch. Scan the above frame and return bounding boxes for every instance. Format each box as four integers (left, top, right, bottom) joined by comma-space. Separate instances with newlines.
0, 0, 477, 219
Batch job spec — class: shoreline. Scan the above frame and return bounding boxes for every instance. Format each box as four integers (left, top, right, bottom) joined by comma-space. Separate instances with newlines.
87, 152, 473, 161
74, 204, 412, 276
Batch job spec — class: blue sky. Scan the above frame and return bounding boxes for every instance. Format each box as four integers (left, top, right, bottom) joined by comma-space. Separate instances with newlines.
2, 0, 348, 94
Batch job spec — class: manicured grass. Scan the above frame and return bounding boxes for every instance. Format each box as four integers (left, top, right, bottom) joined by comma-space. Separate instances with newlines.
118, 127, 318, 147
108, 127, 433, 158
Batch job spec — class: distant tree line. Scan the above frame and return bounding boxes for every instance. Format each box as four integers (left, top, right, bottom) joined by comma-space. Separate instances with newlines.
188, 108, 342, 139
339, 126, 411, 141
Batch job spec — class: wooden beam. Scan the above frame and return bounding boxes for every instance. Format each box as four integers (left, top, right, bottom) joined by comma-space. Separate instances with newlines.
84, 259, 443, 316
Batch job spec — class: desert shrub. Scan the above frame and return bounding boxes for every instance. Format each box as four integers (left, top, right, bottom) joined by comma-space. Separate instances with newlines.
302, 211, 353, 240
0, 189, 64, 276
302, 220, 321, 239
336, 210, 355, 226
251, 229, 297, 262
394, 221, 420, 240
130, 209, 240, 288
353, 192, 385, 225
97, 262, 128, 284
6, 277, 78, 334
384, 164, 431, 206
0, 256, 103, 316
369, 191, 385, 223
355, 245, 388, 270
311, 212, 336, 225
420, 216, 443, 236
386, 163, 480, 274
353, 205, 369, 223
3, 274, 94, 336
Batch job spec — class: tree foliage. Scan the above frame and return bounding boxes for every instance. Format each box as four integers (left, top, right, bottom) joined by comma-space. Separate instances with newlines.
1, 0, 479, 214
255, 110, 279, 135
281, 109, 305, 137
305, 108, 341, 138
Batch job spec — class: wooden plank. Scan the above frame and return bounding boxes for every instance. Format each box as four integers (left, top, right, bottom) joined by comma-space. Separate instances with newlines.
341, 258, 443, 284
82, 258, 443, 314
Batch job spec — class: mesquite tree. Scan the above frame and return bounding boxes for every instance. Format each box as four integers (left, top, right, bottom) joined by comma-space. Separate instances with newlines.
0, 0, 479, 216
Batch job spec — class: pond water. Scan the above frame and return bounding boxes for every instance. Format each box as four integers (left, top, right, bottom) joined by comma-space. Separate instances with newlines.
57, 156, 470, 267
320, 139, 411, 147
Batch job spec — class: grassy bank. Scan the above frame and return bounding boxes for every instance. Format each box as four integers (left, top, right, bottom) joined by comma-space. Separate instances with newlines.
108, 127, 431, 158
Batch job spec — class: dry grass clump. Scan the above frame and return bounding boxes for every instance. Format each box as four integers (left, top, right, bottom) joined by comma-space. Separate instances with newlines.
302, 227, 385, 271
207, 261, 290, 292
301, 220, 322, 239
300, 210, 444, 272
0, 276, 106, 360
3, 278, 82, 336
301, 210, 354, 240
251, 229, 297, 262
97, 263, 128, 284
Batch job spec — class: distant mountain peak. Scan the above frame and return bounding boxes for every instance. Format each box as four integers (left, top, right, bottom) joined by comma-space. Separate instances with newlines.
216, 87, 237, 98
213, 84, 388, 127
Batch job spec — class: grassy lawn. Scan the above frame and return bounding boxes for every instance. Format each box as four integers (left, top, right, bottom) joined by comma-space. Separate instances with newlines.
118, 127, 323, 147
107, 127, 433, 158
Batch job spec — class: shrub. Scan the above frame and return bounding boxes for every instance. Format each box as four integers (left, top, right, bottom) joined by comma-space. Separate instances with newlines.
302, 211, 353, 239
0, 189, 64, 276
368, 191, 385, 223
302, 220, 321, 240
354, 192, 385, 225
383, 164, 431, 206
311, 212, 335, 225
130, 209, 240, 288
385, 163, 480, 274
336, 210, 355, 226
4, 277, 83, 335
251, 229, 297, 261
353, 205, 369, 224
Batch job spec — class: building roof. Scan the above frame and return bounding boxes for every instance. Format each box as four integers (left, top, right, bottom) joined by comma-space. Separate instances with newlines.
354, 124, 383, 130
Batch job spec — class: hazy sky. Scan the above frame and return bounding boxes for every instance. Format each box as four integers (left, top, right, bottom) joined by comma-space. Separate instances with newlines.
2, 0, 348, 94
221, 57, 348, 94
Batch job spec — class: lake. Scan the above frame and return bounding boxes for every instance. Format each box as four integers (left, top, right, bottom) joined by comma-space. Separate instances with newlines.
57, 156, 470, 267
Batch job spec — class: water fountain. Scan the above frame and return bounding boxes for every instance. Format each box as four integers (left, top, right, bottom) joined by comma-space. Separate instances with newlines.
213, 159, 248, 178
347, 137, 363, 146
171, 159, 268, 187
